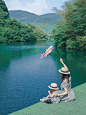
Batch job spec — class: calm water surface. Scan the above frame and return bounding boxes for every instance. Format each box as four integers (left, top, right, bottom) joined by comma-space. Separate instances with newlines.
0, 41, 86, 115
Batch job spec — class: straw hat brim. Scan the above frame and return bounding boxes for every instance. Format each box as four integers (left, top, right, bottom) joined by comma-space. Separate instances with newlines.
48, 86, 59, 90
58, 69, 70, 74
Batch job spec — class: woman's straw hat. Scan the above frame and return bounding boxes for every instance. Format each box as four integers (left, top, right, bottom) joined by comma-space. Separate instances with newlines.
48, 83, 59, 90
58, 67, 70, 74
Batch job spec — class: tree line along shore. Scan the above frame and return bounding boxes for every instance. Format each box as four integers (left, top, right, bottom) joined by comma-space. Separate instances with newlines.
0, 0, 86, 51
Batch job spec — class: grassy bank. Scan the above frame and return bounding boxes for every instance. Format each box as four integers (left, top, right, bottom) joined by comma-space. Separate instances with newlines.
9, 82, 86, 115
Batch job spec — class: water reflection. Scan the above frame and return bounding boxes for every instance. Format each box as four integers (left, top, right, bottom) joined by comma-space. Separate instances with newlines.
0, 41, 48, 68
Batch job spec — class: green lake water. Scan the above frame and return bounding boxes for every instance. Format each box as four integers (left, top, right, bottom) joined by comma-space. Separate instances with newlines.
0, 40, 86, 115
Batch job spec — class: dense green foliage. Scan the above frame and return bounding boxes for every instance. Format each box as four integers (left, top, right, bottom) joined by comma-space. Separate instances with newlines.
52, 0, 86, 51
28, 23, 48, 39
0, 0, 48, 43
9, 10, 61, 24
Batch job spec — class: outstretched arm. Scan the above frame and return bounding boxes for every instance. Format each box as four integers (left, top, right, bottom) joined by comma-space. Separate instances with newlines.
54, 88, 68, 97
60, 58, 67, 68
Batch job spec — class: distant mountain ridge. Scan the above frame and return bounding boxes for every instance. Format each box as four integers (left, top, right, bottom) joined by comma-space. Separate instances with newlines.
9, 10, 61, 24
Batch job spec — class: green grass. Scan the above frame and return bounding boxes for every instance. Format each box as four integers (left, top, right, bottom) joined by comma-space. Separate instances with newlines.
9, 82, 86, 115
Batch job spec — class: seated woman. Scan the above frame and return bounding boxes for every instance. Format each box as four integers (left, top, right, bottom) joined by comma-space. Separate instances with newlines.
40, 83, 60, 104
40, 58, 75, 103
54, 58, 75, 102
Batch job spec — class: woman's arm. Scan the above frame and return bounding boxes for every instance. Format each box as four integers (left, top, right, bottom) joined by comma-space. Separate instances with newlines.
60, 58, 67, 68
54, 88, 68, 97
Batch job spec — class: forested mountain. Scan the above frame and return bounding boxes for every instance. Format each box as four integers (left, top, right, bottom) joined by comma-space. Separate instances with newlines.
9, 10, 61, 24
9, 10, 38, 24
52, 0, 86, 51
0, 0, 48, 43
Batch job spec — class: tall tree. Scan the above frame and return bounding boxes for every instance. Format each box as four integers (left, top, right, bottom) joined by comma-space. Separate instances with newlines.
52, 0, 86, 51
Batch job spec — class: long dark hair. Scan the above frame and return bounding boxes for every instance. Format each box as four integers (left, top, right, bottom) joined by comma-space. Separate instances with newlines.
61, 74, 70, 83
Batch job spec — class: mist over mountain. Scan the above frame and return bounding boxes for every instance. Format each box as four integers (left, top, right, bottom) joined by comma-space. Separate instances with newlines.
9, 10, 61, 24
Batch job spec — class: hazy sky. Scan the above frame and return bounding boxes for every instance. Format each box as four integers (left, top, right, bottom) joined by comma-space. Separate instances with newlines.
4, 0, 68, 15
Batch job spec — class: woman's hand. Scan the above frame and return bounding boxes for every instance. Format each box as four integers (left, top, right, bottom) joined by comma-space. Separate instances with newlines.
60, 58, 67, 68
60, 58, 63, 63
54, 93, 59, 97
54, 88, 68, 97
